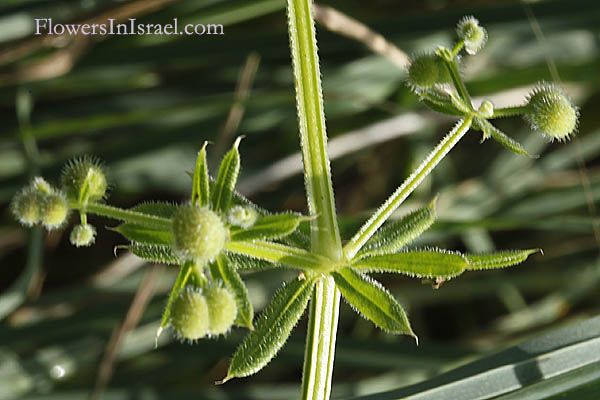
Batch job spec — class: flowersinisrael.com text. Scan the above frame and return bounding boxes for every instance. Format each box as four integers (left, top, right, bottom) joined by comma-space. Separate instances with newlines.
34, 18, 224, 36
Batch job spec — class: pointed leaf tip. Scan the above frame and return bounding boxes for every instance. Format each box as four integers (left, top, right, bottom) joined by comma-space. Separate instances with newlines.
216, 375, 234, 385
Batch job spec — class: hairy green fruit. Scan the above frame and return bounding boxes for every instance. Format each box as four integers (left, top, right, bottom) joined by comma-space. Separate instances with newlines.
31, 177, 54, 195
205, 285, 237, 336
228, 205, 258, 228
408, 53, 450, 91
11, 188, 42, 226
61, 157, 107, 203
171, 206, 228, 262
525, 83, 578, 141
41, 193, 69, 229
70, 223, 96, 247
457, 16, 487, 55
170, 287, 210, 341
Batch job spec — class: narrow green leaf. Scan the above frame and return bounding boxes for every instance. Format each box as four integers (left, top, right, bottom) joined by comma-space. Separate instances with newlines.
192, 142, 210, 207
212, 136, 242, 213
353, 250, 468, 279
223, 275, 314, 381
131, 201, 178, 219
111, 224, 172, 246
356, 199, 437, 260
225, 240, 327, 271
230, 212, 310, 241
123, 244, 182, 265
211, 254, 254, 329
228, 253, 281, 271
111, 202, 176, 246
480, 118, 537, 158
464, 249, 540, 271
332, 268, 416, 339
157, 261, 194, 342
421, 90, 463, 116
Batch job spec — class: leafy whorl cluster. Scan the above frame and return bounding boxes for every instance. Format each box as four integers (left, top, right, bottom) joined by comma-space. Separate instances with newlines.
171, 206, 228, 262
525, 83, 578, 141
11, 177, 69, 229
61, 156, 107, 203
456, 16, 487, 55
170, 285, 237, 341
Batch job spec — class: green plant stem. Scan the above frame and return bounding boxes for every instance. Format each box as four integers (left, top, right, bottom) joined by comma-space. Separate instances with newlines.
77, 202, 172, 230
287, 0, 343, 398
287, 0, 342, 260
225, 240, 331, 272
492, 105, 528, 118
344, 116, 474, 260
301, 276, 340, 400
444, 58, 472, 107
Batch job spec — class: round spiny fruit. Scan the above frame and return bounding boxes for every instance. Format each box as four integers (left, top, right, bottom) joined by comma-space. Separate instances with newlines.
457, 16, 487, 55
228, 205, 258, 228
525, 83, 578, 141
11, 188, 42, 226
205, 285, 237, 336
408, 53, 450, 91
70, 223, 96, 247
41, 193, 69, 229
61, 157, 107, 203
170, 287, 210, 341
171, 206, 228, 262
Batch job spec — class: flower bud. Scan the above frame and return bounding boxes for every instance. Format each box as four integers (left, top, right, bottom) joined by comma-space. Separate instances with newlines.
41, 193, 69, 229
408, 53, 450, 91
478, 99, 494, 118
525, 83, 578, 141
228, 205, 258, 228
171, 206, 228, 262
61, 157, 107, 203
11, 188, 42, 226
205, 285, 237, 336
170, 287, 210, 341
457, 16, 487, 55
70, 223, 96, 247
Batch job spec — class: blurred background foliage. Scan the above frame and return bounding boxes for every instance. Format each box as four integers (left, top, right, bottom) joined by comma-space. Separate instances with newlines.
1, 0, 600, 399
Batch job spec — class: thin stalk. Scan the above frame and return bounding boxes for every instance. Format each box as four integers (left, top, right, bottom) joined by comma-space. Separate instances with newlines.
344, 117, 473, 260
444, 58, 472, 107
80, 203, 172, 230
287, 0, 342, 260
301, 276, 340, 400
492, 105, 528, 119
225, 240, 330, 272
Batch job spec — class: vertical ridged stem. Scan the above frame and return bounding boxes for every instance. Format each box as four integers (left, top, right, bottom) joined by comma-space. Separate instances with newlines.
286, 0, 342, 259
301, 276, 340, 400
286, 0, 342, 399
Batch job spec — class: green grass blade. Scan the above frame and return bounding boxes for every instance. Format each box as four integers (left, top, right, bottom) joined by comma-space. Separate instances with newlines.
351, 316, 600, 400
